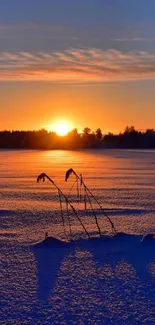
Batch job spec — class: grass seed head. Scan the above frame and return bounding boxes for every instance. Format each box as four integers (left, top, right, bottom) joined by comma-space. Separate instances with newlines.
65, 168, 74, 182
37, 173, 46, 183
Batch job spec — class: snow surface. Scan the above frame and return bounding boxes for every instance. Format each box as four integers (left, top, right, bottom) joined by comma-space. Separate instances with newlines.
0, 149, 155, 324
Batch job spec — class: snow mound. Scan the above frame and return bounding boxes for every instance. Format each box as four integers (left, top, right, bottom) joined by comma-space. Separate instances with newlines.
141, 233, 155, 244
33, 236, 68, 248
115, 232, 134, 238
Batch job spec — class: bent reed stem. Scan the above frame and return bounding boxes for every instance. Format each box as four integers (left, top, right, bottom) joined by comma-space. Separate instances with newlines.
65, 169, 117, 235
37, 173, 90, 238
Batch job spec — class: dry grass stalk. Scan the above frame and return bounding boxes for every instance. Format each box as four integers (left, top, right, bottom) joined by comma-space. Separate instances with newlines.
58, 190, 68, 240
65, 169, 117, 235
37, 173, 90, 239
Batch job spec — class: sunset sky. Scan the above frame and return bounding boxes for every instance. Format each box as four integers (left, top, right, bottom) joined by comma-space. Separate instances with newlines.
0, 0, 155, 133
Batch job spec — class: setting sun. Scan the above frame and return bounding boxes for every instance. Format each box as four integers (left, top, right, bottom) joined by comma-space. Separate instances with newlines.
48, 120, 72, 136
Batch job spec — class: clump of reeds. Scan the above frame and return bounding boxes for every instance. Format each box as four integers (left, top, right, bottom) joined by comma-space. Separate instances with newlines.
65, 168, 117, 236
37, 173, 90, 240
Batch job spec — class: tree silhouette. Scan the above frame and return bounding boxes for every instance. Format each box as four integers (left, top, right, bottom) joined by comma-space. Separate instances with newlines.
95, 128, 102, 140
0, 126, 154, 149
83, 127, 91, 136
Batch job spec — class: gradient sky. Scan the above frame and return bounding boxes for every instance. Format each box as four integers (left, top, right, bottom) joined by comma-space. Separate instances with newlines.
0, 0, 155, 132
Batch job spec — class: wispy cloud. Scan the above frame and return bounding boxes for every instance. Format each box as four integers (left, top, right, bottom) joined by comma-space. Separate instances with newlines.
0, 48, 155, 82
0, 24, 68, 32
114, 37, 155, 42
0, 24, 78, 41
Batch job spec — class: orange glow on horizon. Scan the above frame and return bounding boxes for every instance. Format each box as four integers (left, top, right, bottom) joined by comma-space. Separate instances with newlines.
46, 120, 73, 136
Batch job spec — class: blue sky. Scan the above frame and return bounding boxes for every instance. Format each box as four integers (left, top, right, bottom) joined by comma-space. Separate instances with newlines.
1, 0, 155, 52
0, 0, 155, 131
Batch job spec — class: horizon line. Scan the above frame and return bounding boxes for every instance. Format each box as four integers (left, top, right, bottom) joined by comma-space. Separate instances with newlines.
0, 126, 155, 135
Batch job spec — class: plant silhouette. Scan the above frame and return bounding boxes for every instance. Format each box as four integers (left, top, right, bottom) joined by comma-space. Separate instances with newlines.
37, 173, 90, 239
65, 169, 117, 235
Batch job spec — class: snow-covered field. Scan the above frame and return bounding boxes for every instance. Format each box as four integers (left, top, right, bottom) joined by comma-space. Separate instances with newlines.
0, 149, 155, 324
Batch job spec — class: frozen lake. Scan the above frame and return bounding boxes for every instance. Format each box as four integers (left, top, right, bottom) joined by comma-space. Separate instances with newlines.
1, 149, 155, 240
0, 149, 155, 324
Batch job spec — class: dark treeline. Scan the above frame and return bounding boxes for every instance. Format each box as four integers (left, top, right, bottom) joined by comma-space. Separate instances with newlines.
0, 126, 155, 149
